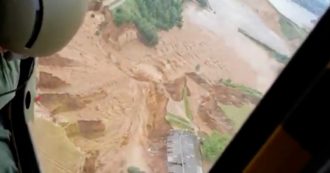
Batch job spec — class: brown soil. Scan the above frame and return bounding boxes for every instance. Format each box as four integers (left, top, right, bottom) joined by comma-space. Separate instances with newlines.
210, 85, 250, 106
198, 96, 234, 133
32, 0, 282, 172
164, 77, 187, 101
82, 150, 100, 173
78, 120, 106, 139
186, 72, 212, 91
184, 72, 257, 134
38, 54, 78, 67
38, 72, 69, 89
40, 93, 86, 115
145, 84, 171, 173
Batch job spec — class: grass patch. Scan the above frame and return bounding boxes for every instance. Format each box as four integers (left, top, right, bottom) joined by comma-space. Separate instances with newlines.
279, 16, 308, 41
201, 131, 230, 162
221, 79, 263, 98
111, 0, 183, 46
219, 103, 253, 131
127, 166, 145, 173
166, 112, 193, 130
183, 86, 193, 120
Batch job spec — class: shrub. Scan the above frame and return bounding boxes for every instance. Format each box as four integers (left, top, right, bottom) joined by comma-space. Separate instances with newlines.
135, 19, 159, 46
112, 8, 132, 26
201, 131, 230, 161
127, 166, 145, 173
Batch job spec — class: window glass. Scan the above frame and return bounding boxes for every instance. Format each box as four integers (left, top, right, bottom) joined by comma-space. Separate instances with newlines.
30, 0, 329, 172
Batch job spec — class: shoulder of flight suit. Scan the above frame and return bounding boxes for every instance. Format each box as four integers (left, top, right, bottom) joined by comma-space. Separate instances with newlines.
0, 54, 21, 109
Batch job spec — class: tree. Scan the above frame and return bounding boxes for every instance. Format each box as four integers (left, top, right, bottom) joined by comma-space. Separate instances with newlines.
112, 8, 131, 26
135, 19, 159, 46
111, 0, 184, 46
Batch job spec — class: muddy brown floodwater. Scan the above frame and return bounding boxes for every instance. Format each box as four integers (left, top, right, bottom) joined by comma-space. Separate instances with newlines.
31, 0, 290, 172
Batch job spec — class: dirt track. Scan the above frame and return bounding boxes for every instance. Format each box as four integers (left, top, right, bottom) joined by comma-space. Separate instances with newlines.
32, 1, 290, 172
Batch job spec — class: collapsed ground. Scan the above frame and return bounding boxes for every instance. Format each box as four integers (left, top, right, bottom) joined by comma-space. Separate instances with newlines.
31, 0, 305, 172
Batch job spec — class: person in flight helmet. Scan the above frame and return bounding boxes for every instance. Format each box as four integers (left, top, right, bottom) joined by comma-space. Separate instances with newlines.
0, 0, 87, 172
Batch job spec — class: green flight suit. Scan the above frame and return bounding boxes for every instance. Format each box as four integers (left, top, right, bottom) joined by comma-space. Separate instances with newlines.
0, 54, 19, 173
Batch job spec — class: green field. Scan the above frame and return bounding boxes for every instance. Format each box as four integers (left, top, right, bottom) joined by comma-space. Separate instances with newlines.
219, 103, 253, 131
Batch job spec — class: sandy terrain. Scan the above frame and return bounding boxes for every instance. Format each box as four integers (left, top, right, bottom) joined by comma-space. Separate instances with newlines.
31, 0, 291, 172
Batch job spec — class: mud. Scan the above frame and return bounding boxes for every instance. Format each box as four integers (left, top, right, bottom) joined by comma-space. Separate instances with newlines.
82, 150, 100, 173
164, 77, 187, 101
32, 1, 290, 172
38, 72, 69, 89
39, 54, 78, 67
40, 94, 86, 115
